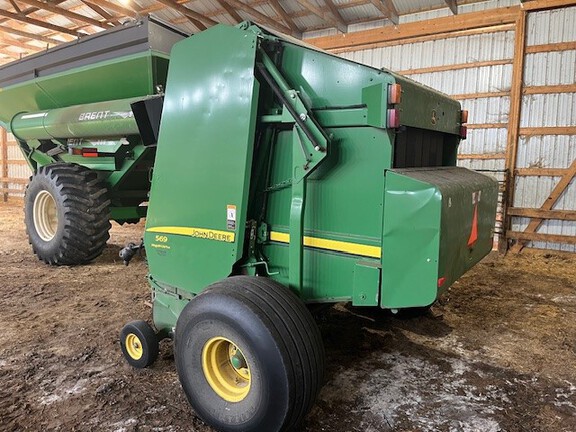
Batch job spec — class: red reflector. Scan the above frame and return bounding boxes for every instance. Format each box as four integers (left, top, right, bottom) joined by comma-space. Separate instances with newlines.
387, 108, 400, 128
71, 148, 82, 155
460, 126, 467, 139
388, 83, 402, 104
437, 277, 446, 288
82, 148, 98, 157
461, 110, 469, 124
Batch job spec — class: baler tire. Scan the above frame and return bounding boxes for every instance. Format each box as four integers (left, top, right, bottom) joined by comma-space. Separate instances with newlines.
24, 163, 111, 265
175, 276, 325, 432
120, 320, 159, 369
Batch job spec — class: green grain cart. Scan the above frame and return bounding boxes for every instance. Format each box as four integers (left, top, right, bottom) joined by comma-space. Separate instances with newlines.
0, 19, 498, 432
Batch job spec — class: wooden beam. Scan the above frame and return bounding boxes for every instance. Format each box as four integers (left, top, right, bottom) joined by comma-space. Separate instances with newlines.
269, 0, 301, 35
503, 10, 527, 253
296, 0, 347, 33
9, 0, 22, 13
516, 168, 569, 177
223, 0, 292, 34
523, 84, 576, 95
396, 58, 512, 76
0, 23, 63, 45
507, 231, 576, 245
16, 0, 109, 29
329, 23, 514, 54
154, 0, 214, 30
526, 41, 576, 53
458, 153, 506, 160
368, 0, 399, 25
215, 0, 243, 23
0, 33, 44, 52
1, 128, 7, 202
79, 0, 115, 21
306, 6, 519, 50
451, 91, 510, 100
510, 158, 576, 252
466, 123, 508, 129
382, 0, 399, 24
444, 0, 458, 15
507, 207, 576, 221
0, 177, 28, 185
520, 127, 576, 136
0, 8, 82, 36
82, 0, 140, 19
324, 0, 349, 30
521, 0, 576, 11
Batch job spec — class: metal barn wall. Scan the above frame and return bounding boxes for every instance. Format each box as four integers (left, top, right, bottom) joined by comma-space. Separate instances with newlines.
510, 6, 576, 252
0, 129, 29, 201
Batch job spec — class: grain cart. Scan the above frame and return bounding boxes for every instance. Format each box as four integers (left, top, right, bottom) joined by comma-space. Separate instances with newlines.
0, 18, 185, 264
2, 19, 498, 432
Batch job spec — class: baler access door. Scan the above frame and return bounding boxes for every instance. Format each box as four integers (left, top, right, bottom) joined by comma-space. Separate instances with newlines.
381, 167, 498, 309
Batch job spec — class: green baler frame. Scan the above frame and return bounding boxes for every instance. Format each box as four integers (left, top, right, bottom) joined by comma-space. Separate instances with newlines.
143, 23, 498, 333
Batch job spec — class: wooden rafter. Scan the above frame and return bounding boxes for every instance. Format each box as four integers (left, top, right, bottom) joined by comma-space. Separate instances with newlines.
510, 159, 576, 252
9, 0, 22, 14
0, 33, 42, 51
0, 24, 63, 45
269, 0, 301, 35
215, 0, 244, 23
154, 0, 216, 29
222, 0, 292, 34
16, 0, 110, 29
79, 0, 115, 21
82, 0, 140, 20
296, 0, 347, 33
444, 0, 458, 15
0, 8, 82, 36
324, 0, 349, 30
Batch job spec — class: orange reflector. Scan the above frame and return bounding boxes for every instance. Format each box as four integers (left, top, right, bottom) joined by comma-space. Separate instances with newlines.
388, 83, 402, 104
461, 110, 469, 124
71, 148, 82, 155
437, 277, 446, 288
468, 199, 479, 248
387, 108, 400, 128
82, 148, 98, 158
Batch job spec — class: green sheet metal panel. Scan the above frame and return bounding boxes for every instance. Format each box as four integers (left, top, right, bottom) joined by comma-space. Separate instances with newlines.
262, 126, 390, 301
381, 170, 442, 308
381, 167, 498, 308
144, 24, 260, 296
0, 53, 168, 126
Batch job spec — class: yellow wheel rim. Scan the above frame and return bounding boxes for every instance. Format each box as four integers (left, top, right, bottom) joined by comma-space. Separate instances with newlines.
33, 190, 58, 241
202, 337, 251, 403
125, 333, 143, 360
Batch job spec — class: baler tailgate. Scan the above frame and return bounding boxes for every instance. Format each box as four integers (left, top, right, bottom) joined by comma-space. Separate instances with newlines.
381, 167, 498, 309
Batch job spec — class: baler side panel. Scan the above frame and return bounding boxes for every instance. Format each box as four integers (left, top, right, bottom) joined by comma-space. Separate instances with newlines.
144, 25, 260, 296
381, 171, 442, 308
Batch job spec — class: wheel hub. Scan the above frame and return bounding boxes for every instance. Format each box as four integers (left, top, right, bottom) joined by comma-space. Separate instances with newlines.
202, 337, 251, 402
33, 190, 58, 241
125, 333, 143, 360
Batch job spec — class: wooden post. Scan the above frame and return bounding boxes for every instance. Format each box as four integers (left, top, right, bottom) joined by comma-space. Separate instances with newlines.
502, 10, 527, 253
1, 127, 7, 202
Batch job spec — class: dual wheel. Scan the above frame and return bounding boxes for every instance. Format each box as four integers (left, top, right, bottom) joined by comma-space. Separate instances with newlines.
120, 276, 325, 432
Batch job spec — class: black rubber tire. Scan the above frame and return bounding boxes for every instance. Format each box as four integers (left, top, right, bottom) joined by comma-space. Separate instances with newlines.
175, 276, 325, 432
24, 163, 111, 265
120, 320, 159, 369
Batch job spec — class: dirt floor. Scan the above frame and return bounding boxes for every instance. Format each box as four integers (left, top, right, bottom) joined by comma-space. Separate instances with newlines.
1, 201, 575, 432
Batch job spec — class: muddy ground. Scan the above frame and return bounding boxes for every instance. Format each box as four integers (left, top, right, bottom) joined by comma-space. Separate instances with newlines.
0, 201, 575, 432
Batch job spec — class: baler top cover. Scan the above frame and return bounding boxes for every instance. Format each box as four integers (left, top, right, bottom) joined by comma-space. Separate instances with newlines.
0, 17, 186, 126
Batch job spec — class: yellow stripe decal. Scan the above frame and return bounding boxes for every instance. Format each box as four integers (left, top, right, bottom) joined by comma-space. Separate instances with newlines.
269, 231, 381, 259
147, 226, 235, 243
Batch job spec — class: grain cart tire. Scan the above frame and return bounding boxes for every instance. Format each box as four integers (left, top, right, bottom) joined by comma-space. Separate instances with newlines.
120, 320, 159, 368
175, 276, 325, 432
24, 163, 111, 265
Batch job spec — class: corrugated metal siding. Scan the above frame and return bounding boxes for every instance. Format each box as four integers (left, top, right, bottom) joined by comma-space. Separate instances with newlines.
511, 6, 576, 252
1, 132, 29, 199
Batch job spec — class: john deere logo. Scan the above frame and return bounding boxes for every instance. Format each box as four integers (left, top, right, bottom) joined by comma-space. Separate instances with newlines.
431, 109, 438, 125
